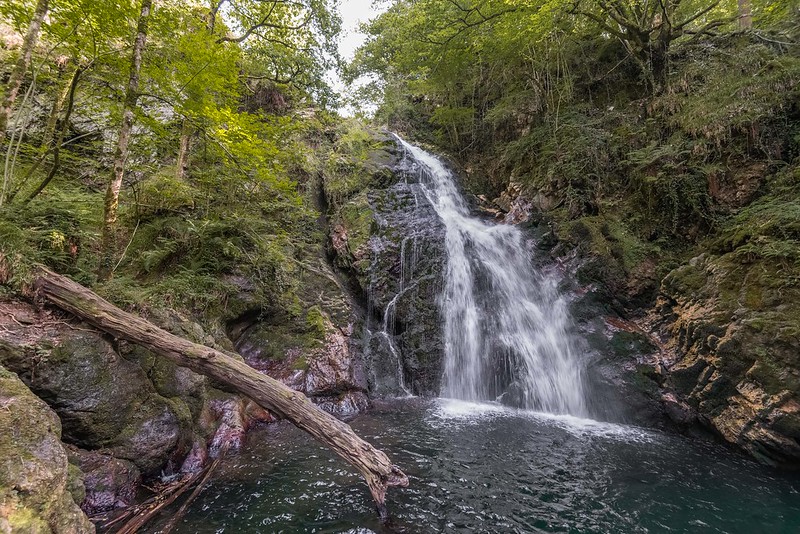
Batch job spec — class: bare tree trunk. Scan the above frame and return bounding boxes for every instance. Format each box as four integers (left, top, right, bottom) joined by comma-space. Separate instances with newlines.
176, 119, 191, 180
28, 266, 408, 520
40, 58, 70, 151
25, 63, 88, 203
738, 0, 752, 29
0, 0, 49, 146
99, 0, 152, 280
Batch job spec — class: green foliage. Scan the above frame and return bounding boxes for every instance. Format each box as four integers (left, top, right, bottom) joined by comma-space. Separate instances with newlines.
656, 35, 800, 144
0, 0, 346, 333
0, 187, 102, 276
352, 0, 799, 310
713, 168, 800, 271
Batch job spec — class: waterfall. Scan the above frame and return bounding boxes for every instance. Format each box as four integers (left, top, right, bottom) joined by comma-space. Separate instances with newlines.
395, 136, 587, 416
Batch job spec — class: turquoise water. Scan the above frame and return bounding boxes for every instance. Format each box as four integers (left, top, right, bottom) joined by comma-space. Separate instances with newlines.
152, 399, 800, 533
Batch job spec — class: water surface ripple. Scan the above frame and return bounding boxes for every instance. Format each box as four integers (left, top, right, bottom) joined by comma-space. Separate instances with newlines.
154, 400, 800, 534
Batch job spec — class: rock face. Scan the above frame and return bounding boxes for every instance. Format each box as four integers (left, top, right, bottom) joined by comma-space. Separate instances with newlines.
0, 365, 94, 533
66, 448, 140, 516
327, 135, 447, 396
656, 253, 800, 465
236, 318, 370, 418
232, 131, 448, 403
1, 331, 194, 477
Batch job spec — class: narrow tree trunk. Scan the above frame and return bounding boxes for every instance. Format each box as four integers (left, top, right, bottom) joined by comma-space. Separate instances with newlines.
29, 266, 409, 520
738, 0, 752, 29
25, 63, 88, 203
176, 119, 191, 180
0, 0, 49, 146
40, 59, 70, 151
99, 0, 152, 280
207, 0, 225, 33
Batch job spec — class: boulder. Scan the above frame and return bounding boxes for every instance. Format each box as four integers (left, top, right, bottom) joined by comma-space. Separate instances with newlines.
1, 331, 194, 476
0, 365, 93, 533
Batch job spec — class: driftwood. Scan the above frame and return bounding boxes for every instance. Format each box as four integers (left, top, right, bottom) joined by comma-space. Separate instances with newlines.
111, 471, 202, 534
99, 471, 201, 531
30, 267, 408, 520
161, 445, 228, 534
110, 444, 229, 534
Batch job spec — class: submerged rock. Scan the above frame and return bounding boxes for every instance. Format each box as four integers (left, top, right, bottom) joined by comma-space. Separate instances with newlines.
0, 365, 93, 533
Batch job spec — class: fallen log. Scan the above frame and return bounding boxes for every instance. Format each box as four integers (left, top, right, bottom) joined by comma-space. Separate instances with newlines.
29, 266, 408, 520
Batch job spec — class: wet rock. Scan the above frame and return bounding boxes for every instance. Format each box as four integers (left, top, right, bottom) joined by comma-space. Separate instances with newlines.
491, 181, 534, 225
179, 436, 209, 473
0, 365, 93, 533
366, 333, 407, 397
327, 143, 447, 396
67, 448, 140, 515
207, 397, 248, 454
313, 391, 370, 418
304, 326, 367, 396
569, 298, 670, 426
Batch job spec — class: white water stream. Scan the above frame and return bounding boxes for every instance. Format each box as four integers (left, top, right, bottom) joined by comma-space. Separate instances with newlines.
396, 136, 587, 415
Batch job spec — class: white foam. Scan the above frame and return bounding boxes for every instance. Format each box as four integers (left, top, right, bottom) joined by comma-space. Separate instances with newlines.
429, 398, 657, 443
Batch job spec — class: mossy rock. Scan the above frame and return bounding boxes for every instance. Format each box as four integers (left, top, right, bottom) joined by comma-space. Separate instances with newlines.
608, 331, 656, 362
0, 365, 93, 533
110, 395, 192, 475
339, 194, 374, 258
7, 331, 195, 476
20, 332, 154, 448
120, 343, 208, 420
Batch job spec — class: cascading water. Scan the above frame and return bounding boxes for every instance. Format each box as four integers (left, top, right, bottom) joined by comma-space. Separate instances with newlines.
395, 136, 587, 415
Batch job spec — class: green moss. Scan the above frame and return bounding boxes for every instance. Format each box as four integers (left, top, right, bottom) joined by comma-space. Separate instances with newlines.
137, 170, 199, 216
557, 214, 664, 296
609, 331, 656, 361
627, 364, 662, 396
66, 463, 86, 507
305, 305, 327, 339
663, 262, 709, 297
339, 194, 374, 254
241, 324, 305, 361
1, 503, 50, 533
292, 354, 309, 371
322, 121, 391, 208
